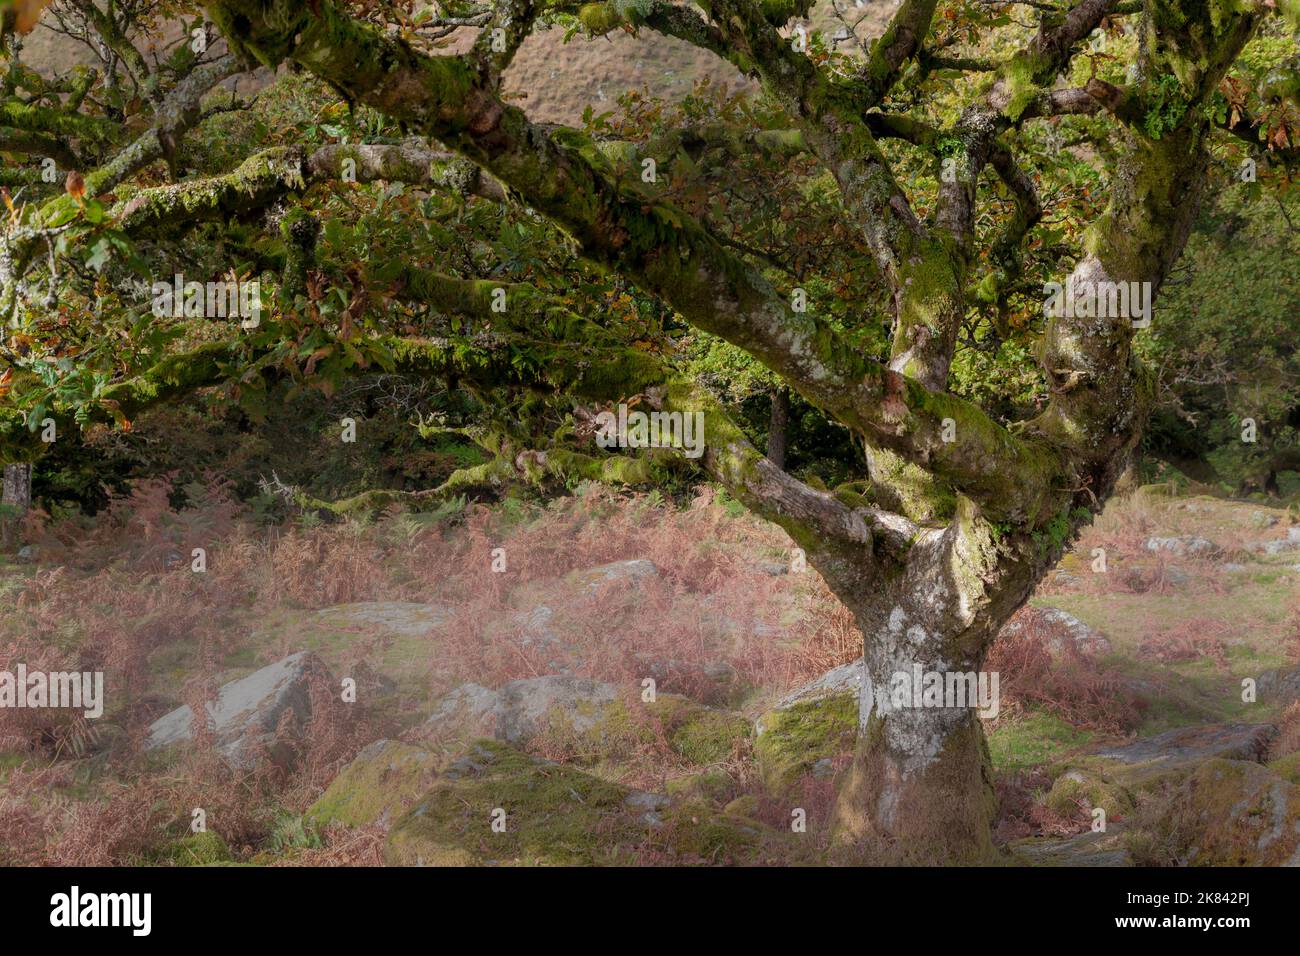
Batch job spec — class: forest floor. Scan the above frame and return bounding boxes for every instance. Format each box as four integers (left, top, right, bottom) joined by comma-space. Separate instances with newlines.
1, 481, 1298, 865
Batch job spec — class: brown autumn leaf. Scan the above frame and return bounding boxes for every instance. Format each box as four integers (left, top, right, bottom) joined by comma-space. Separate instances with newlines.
65, 169, 85, 200
7, 0, 55, 34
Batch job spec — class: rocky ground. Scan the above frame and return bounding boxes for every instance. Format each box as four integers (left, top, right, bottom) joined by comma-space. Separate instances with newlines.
5, 484, 1296, 866
18, 2, 900, 124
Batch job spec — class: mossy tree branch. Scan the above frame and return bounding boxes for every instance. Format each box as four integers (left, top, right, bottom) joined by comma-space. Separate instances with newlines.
197, 0, 1061, 523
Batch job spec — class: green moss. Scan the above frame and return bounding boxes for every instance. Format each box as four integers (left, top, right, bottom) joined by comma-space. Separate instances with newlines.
383, 739, 774, 865
893, 245, 962, 378
153, 831, 233, 867
987, 710, 1092, 772
754, 692, 857, 791
385, 739, 640, 865
659, 800, 763, 861
1267, 751, 1300, 784
540, 695, 750, 768
998, 51, 1047, 122
1142, 74, 1192, 139
578, 2, 625, 35
665, 769, 735, 804
1044, 769, 1135, 820
307, 739, 442, 828
722, 794, 759, 818
871, 449, 956, 523
658, 697, 751, 764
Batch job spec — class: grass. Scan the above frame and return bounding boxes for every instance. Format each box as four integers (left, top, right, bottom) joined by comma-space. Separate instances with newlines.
987, 711, 1094, 772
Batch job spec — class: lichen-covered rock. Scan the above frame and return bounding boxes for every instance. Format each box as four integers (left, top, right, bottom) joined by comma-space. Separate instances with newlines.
307, 739, 442, 828
1086, 722, 1277, 788
145, 651, 333, 769
563, 558, 658, 594
1145, 535, 1218, 556
423, 677, 749, 766
495, 676, 620, 745
772, 658, 866, 710
1125, 759, 1300, 866
511, 605, 559, 649
1000, 606, 1112, 655
1013, 827, 1132, 867
1257, 666, 1300, 709
1257, 540, 1300, 556
1249, 511, 1279, 530
423, 676, 620, 746
314, 601, 453, 637
423, 681, 500, 738
1253, 529, 1300, 555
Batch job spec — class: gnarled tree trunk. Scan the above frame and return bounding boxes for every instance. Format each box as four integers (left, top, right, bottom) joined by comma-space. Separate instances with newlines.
819, 501, 1042, 863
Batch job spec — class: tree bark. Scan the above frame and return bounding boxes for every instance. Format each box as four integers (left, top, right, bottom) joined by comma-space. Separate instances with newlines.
1, 462, 32, 549
766, 387, 790, 471
831, 614, 1002, 864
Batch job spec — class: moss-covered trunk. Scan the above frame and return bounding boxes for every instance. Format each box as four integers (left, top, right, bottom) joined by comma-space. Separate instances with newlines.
829, 603, 1002, 864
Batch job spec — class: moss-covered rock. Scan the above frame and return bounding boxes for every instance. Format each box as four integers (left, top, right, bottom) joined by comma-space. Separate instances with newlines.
722, 794, 759, 818
385, 740, 652, 866
307, 739, 442, 828
385, 739, 770, 865
1045, 769, 1135, 821
1124, 759, 1300, 865
655, 696, 750, 764
563, 558, 658, 594
535, 693, 750, 767
754, 692, 857, 791
1080, 722, 1278, 790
